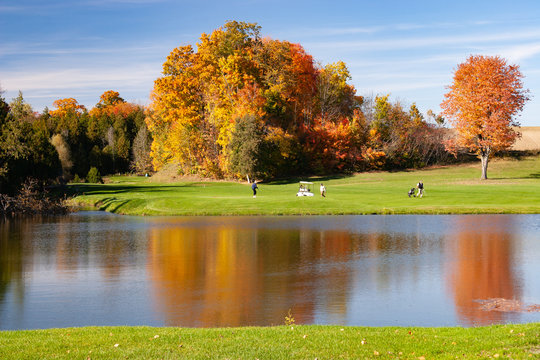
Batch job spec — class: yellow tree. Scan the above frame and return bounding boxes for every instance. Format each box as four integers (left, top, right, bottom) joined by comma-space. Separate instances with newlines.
50, 98, 86, 118
148, 21, 263, 176
147, 44, 204, 172
441, 55, 529, 179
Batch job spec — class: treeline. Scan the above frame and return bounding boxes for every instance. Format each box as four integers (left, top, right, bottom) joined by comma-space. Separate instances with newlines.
148, 21, 450, 179
0, 90, 151, 196
1, 20, 454, 197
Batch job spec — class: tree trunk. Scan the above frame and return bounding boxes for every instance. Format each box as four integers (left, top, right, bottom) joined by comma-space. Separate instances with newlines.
480, 147, 491, 180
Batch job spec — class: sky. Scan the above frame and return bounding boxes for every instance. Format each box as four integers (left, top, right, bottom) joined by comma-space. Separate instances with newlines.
1, 0, 540, 125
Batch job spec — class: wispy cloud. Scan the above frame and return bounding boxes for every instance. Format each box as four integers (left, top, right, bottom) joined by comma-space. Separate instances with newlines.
0, 63, 159, 108
0, 42, 171, 58
305, 28, 540, 51
0, 5, 26, 12
82, 0, 167, 5
282, 20, 509, 40
496, 43, 540, 62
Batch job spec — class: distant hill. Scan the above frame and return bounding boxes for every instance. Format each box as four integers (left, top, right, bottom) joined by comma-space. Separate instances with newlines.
512, 127, 540, 150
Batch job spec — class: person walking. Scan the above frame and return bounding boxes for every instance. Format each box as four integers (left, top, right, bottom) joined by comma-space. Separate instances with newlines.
251, 181, 258, 198
320, 183, 326, 197
416, 180, 424, 198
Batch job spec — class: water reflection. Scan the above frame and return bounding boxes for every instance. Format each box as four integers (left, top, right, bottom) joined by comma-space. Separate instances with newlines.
0, 218, 24, 307
446, 216, 520, 325
148, 226, 355, 326
0, 214, 539, 329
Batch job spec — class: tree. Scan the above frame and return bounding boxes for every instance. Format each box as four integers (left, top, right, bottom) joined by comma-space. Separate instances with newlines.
9, 91, 34, 121
316, 61, 357, 124
441, 55, 530, 179
131, 122, 153, 174
228, 114, 264, 179
50, 134, 73, 178
95, 90, 124, 108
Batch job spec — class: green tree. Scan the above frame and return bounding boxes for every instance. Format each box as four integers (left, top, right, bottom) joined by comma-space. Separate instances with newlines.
86, 167, 102, 183
228, 114, 264, 179
9, 91, 33, 122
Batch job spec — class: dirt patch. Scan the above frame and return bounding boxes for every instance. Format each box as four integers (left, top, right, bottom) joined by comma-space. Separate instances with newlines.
478, 298, 540, 312
149, 163, 246, 184
150, 163, 213, 183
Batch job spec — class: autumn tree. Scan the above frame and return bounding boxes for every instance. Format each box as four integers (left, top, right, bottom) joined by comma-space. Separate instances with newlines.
149, 21, 452, 178
85, 91, 145, 175
441, 55, 529, 179
316, 61, 357, 124
50, 134, 73, 178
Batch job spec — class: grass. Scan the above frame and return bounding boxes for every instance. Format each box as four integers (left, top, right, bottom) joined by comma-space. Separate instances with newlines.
1, 324, 539, 359
67, 156, 540, 216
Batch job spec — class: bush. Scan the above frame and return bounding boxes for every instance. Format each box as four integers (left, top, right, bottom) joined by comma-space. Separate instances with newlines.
86, 167, 102, 183
72, 174, 83, 183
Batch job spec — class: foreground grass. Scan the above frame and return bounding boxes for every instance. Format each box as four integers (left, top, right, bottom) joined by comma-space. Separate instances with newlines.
2, 325, 540, 359
68, 156, 540, 216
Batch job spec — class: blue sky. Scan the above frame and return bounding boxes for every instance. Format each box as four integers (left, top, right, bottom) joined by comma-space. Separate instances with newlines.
1, 0, 540, 125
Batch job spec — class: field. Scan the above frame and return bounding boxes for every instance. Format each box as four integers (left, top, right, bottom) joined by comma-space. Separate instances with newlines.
1, 324, 539, 359
512, 127, 540, 151
68, 155, 540, 216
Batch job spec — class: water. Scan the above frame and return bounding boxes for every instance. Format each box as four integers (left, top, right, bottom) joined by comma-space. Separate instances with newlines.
1, 212, 539, 330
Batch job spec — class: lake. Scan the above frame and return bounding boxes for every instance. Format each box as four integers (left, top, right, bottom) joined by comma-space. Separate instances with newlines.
1, 212, 539, 330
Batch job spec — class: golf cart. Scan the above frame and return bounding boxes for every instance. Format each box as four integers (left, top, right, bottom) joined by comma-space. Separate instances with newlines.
296, 181, 314, 196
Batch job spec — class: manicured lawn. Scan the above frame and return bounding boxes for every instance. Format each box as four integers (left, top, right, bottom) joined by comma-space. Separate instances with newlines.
68, 156, 540, 216
1, 324, 539, 359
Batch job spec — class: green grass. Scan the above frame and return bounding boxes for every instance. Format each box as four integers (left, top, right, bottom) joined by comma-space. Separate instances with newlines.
67, 156, 540, 216
1, 324, 539, 359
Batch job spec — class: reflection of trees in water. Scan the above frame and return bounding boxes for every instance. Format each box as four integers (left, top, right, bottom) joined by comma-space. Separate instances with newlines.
447, 216, 520, 326
359, 231, 444, 292
147, 226, 443, 327
148, 227, 361, 327
0, 218, 25, 306
49, 216, 144, 279
0, 215, 146, 306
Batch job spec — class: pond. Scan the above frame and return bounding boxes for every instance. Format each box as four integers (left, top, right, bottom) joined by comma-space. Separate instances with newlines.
1, 212, 539, 330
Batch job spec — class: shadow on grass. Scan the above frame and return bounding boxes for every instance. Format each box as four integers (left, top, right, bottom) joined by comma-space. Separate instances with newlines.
489, 172, 540, 180
66, 182, 200, 196
90, 197, 133, 213
268, 174, 353, 185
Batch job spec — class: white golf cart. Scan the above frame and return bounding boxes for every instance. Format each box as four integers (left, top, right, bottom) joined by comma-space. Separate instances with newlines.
296, 181, 314, 196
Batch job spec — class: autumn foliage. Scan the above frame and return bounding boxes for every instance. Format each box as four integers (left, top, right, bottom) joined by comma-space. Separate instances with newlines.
147, 21, 447, 179
3, 21, 488, 192
441, 55, 530, 179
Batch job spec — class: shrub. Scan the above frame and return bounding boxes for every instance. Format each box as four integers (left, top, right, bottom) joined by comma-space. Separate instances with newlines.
87, 167, 102, 183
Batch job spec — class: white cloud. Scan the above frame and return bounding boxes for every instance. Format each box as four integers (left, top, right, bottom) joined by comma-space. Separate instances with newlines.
304, 28, 540, 51
500, 43, 540, 62
0, 5, 25, 12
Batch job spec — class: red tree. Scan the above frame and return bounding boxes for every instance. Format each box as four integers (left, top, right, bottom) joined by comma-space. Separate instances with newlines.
441, 55, 529, 179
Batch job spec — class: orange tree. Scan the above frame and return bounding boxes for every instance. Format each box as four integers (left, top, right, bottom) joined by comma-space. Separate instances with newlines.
441, 55, 529, 179
148, 21, 360, 178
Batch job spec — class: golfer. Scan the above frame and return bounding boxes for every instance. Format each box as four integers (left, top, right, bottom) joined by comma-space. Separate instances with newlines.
320, 183, 326, 197
251, 181, 258, 198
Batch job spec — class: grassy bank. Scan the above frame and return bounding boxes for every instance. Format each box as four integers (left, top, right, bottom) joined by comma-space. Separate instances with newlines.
2, 324, 539, 359
67, 156, 540, 216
